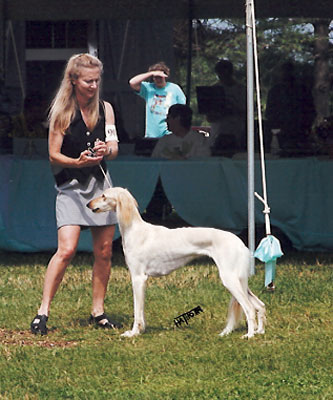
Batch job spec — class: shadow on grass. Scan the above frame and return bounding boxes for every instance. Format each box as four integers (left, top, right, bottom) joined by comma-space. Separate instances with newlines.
77, 313, 128, 329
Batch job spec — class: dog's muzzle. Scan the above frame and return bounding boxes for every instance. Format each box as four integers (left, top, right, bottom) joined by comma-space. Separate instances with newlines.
86, 201, 99, 213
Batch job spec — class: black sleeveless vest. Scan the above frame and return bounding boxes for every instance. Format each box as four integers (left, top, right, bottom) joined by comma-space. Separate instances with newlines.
54, 102, 107, 186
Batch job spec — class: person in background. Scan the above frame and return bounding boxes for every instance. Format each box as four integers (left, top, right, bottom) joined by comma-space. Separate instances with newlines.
265, 61, 316, 151
152, 104, 211, 159
30, 53, 121, 335
11, 92, 48, 138
0, 79, 15, 152
129, 61, 186, 139
206, 59, 246, 154
148, 104, 210, 219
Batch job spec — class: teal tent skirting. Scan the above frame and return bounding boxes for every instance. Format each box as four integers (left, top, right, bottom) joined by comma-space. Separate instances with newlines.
1, 155, 333, 252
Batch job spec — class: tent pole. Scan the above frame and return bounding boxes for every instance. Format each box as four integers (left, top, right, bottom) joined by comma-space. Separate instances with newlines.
8, 21, 25, 99
186, 0, 193, 104
0, 0, 4, 81
88, 20, 98, 57
117, 20, 130, 81
246, 0, 255, 274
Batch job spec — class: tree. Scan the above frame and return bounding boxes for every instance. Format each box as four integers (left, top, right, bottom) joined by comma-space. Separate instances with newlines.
313, 20, 331, 126
173, 18, 333, 126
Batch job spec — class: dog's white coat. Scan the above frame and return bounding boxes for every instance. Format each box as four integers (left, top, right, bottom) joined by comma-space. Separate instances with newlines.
87, 187, 266, 338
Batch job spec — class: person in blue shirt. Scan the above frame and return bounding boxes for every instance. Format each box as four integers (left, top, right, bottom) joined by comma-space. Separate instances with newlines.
129, 61, 186, 138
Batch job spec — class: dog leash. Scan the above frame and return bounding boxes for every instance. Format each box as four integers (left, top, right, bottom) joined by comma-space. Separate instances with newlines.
88, 145, 112, 188
98, 162, 112, 188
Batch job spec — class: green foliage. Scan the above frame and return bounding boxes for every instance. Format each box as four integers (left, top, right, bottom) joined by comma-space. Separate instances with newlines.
0, 251, 332, 399
174, 18, 332, 125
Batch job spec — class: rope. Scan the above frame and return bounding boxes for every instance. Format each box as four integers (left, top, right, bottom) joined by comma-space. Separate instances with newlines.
250, 1, 271, 236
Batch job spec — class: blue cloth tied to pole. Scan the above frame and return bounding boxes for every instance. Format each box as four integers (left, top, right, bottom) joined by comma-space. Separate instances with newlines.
254, 235, 283, 287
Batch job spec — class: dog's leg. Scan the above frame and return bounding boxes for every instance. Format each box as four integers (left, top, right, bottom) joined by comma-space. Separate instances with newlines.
213, 247, 256, 338
121, 273, 148, 337
221, 279, 256, 339
248, 289, 266, 335
220, 296, 243, 337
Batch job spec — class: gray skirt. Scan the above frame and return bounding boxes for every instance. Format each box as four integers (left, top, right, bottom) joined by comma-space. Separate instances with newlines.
55, 172, 117, 229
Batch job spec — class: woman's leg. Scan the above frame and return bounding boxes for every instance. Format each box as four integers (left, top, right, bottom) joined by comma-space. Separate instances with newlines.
37, 225, 81, 316
90, 225, 115, 317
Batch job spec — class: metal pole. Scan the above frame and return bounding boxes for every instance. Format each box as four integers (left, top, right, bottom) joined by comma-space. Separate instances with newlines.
88, 20, 98, 57
0, 0, 4, 82
8, 21, 25, 99
117, 20, 130, 81
186, 0, 193, 105
246, 0, 255, 274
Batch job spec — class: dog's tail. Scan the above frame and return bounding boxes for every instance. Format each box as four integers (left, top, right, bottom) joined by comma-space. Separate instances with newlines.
225, 296, 244, 330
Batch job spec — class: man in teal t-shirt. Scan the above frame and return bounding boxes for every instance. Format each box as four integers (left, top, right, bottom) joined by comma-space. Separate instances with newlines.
129, 61, 186, 138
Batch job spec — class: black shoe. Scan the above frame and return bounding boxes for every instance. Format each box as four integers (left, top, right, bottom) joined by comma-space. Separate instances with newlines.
88, 313, 122, 329
30, 314, 48, 335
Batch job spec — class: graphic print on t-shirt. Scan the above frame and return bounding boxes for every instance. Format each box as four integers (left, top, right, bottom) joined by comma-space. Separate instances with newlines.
150, 92, 173, 116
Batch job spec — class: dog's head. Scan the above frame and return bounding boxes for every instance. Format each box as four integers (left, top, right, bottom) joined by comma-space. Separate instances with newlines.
87, 187, 138, 226
87, 187, 121, 213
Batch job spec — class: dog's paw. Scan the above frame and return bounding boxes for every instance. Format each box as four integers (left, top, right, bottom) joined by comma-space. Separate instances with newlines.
219, 328, 233, 337
120, 330, 140, 338
241, 332, 255, 339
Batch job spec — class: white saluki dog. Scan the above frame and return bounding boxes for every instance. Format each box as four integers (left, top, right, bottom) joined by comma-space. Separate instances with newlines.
87, 187, 266, 338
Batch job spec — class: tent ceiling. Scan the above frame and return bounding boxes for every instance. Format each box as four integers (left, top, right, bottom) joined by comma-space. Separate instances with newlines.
3, 0, 333, 21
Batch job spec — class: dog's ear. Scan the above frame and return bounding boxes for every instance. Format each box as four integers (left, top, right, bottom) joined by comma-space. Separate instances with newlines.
130, 190, 138, 209
117, 191, 135, 226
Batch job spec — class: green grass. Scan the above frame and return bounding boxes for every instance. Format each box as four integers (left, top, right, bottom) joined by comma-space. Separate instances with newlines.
0, 250, 332, 399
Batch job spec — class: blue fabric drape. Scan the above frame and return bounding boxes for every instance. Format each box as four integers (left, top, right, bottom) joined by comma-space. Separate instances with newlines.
1, 155, 333, 252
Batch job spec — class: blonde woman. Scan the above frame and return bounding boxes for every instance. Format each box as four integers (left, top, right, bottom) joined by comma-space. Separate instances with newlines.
31, 53, 121, 335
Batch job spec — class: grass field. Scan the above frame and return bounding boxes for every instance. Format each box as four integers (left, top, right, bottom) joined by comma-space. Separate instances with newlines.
0, 249, 332, 399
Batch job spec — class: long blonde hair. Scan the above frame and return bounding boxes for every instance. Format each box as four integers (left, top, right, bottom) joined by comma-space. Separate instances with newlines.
48, 53, 103, 134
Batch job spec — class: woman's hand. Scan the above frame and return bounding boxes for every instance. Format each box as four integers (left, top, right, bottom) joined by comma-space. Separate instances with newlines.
92, 138, 109, 157
77, 149, 103, 167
